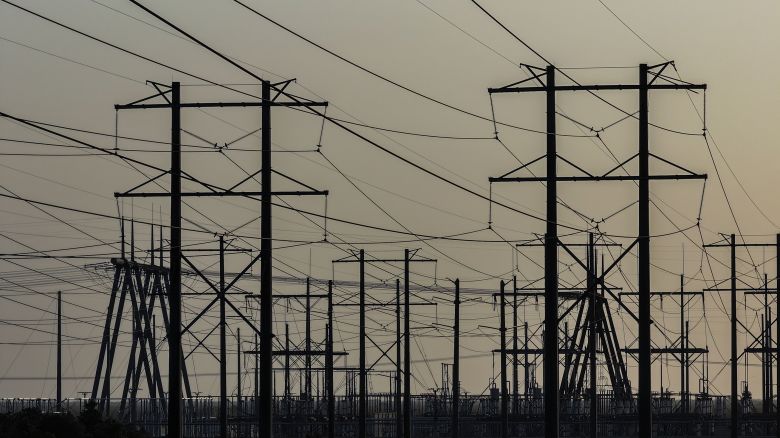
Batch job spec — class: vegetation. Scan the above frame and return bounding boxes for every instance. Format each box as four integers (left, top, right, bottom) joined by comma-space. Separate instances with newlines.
0, 400, 150, 438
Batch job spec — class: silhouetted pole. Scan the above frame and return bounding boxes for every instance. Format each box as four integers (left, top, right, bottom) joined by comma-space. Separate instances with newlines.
219, 236, 227, 438
680, 274, 688, 414
168, 81, 183, 438
396, 278, 403, 437
452, 278, 460, 438
327, 280, 334, 438
121, 217, 126, 259
763, 276, 769, 413
544, 64, 560, 438
404, 249, 411, 438
131, 218, 135, 262
237, 327, 242, 428
685, 320, 690, 413
57, 290, 62, 410
500, 280, 508, 438
730, 234, 738, 438
524, 322, 529, 398
638, 63, 652, 438
359, 249, 366, 438
254, 333, 258, 423
512, 276, 518, 414
159, 222, 163, 268
306, 277, 312, 399
259, 79, 274, 438
284, 325, 290, 402
589, 235, 597, 438
769, 306, 773, 413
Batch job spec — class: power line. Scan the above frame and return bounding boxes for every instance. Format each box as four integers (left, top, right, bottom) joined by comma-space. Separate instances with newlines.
231, 0, 594, 139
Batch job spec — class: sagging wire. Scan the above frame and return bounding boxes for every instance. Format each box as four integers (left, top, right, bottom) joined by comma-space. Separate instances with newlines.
595, 201, 637, 225
595, 111, 638, 134
556, 111, 595, 133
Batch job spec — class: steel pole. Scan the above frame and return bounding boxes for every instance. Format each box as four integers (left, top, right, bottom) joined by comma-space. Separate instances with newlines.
57, 290, 62, 410
589, 235, 597, 438
236, 327, 242, 437
731, 234, 738, 438
260, 79, 273, 438
638, 64, 652, 438
306, 277, 312, 399
452, 279, 460, 438
544, 64, 560, 438
327, 280, 334, 438
525, 322, 529, 399
513, 276, 518, 415
219, 236, 227, 438
168, 81, 182, 438
500, 280, 508, 438
404, 249, 411, 438
359, 250, 366, 438
680, 274, 686, 414
396, 278, 403, 437
284, 325, 290, 403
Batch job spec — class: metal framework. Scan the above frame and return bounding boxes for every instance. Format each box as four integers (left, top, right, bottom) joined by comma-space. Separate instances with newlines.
488, 62, 706, 437
112, 80, 327, 438
704, 234, 780, 437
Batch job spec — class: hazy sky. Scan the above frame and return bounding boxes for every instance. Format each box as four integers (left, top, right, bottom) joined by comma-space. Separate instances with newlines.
1, 0, 779, 402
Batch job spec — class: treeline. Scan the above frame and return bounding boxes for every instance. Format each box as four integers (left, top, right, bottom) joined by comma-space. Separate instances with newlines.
0, 401, 150, 438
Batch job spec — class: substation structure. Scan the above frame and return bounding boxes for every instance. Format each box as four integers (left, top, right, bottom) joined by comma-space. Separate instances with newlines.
3, 63, 780, 438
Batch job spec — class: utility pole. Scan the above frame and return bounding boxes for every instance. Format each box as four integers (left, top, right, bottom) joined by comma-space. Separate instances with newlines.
259, 79, 273, 438
679, 274, 685, 415
685, 320, 690, 414
404, 249, 411, 438
219, 236, 227, 438
730, 234, 737, 438
326, 280, 334, 438
637, 63, 652, 438
452, 279, 460, 438
396, 279, 403, 438
500, 280, 508, 438
254, 332, 258, 429
543, 64, 560, 438
285, 324, 290, 402
512, 276, 519, 415
57, 290, 62, 411
359, 250, 366, 438
169, 81, 183, 438
588, 235, 597, 438
524, 322, 529, 400
306, 277, 312, 399
237, 327, 242, 427
762, 274, 769, 414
